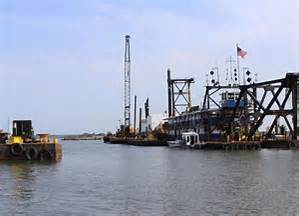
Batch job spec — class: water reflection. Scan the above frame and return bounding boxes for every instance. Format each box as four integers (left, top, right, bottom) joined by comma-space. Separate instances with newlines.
1, 141, 299, 215
8, 162, 35, 200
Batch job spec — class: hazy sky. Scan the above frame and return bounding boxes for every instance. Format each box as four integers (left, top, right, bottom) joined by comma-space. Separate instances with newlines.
0, 0, 298, 134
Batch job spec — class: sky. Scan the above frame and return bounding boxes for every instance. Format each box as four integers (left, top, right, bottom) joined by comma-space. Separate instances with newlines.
0, 0, 298, 134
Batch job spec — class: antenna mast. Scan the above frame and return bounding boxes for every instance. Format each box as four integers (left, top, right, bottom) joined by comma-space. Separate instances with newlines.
124, 35, 131, 132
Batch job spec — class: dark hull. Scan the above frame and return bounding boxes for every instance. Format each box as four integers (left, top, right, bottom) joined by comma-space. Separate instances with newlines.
0, 143, 62, 161
104, 136, 167, 146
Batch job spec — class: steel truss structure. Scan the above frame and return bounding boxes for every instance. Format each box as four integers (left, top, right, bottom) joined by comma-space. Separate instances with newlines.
167, 69, 194, 117
203, 73, 299, 141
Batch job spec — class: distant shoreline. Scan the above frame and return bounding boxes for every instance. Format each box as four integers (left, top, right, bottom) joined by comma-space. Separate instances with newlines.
59, 134, 104, 141
62, 137, 103, 141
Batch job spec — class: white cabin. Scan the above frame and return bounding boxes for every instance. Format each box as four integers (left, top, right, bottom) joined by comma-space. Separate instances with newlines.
182, 132, 199, 146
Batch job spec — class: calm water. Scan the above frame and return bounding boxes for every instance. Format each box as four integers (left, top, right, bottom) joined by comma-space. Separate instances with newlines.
1, 141, 299, 216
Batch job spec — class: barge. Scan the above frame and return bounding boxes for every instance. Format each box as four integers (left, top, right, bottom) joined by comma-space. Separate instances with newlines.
104, 135, 167, 146
0, 120, 62, 161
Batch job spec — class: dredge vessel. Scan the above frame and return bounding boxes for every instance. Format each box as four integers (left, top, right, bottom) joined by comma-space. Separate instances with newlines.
0, 120, 62, 161
164, 69, 299, 150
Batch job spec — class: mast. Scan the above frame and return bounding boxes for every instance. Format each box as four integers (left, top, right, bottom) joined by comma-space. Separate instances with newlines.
124, 35, 131, 132
236, 43, 240, 85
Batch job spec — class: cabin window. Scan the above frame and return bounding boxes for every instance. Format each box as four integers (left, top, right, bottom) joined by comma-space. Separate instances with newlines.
190, 136, 195, 144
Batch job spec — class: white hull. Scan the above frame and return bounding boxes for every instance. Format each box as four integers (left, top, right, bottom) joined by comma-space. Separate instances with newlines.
167, 140, 186, 148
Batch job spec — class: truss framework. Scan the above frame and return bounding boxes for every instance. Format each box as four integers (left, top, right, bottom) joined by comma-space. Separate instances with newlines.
167, 69, 194, 117
203, 73, 299, 141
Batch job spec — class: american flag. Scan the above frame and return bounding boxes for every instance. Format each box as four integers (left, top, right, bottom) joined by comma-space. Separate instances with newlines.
237, 46, 247, 58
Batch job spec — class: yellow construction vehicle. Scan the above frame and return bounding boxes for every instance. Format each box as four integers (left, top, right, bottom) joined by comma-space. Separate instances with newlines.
8, 136, 23, 144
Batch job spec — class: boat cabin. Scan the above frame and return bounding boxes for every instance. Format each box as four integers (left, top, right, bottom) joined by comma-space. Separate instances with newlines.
220, 91, 246, 108
182, 132, 199, 146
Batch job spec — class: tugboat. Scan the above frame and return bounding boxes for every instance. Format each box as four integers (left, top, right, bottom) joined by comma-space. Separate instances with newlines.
168, 132, 204, 149
0, 120, 62, 161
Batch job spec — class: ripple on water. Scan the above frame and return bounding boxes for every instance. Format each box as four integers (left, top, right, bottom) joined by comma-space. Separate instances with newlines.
1, 142, 299, 215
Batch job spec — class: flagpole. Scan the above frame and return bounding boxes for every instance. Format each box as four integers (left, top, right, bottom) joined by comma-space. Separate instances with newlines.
236, 43, 240, 85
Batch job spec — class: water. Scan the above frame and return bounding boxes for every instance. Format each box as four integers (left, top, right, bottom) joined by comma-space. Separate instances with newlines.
1, 141, 299, 216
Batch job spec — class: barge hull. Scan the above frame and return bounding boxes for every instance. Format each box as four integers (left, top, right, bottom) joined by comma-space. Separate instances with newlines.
104, 136, 167, 146
0, 143, 62, 161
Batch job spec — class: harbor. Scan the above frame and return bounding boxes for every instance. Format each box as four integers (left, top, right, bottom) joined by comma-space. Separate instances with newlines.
1, 0, 298, 215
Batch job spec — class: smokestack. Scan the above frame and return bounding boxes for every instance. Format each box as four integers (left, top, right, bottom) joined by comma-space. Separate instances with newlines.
133, 95, 137, 134
139, 108, 142, 134
145, 98, 149, 118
